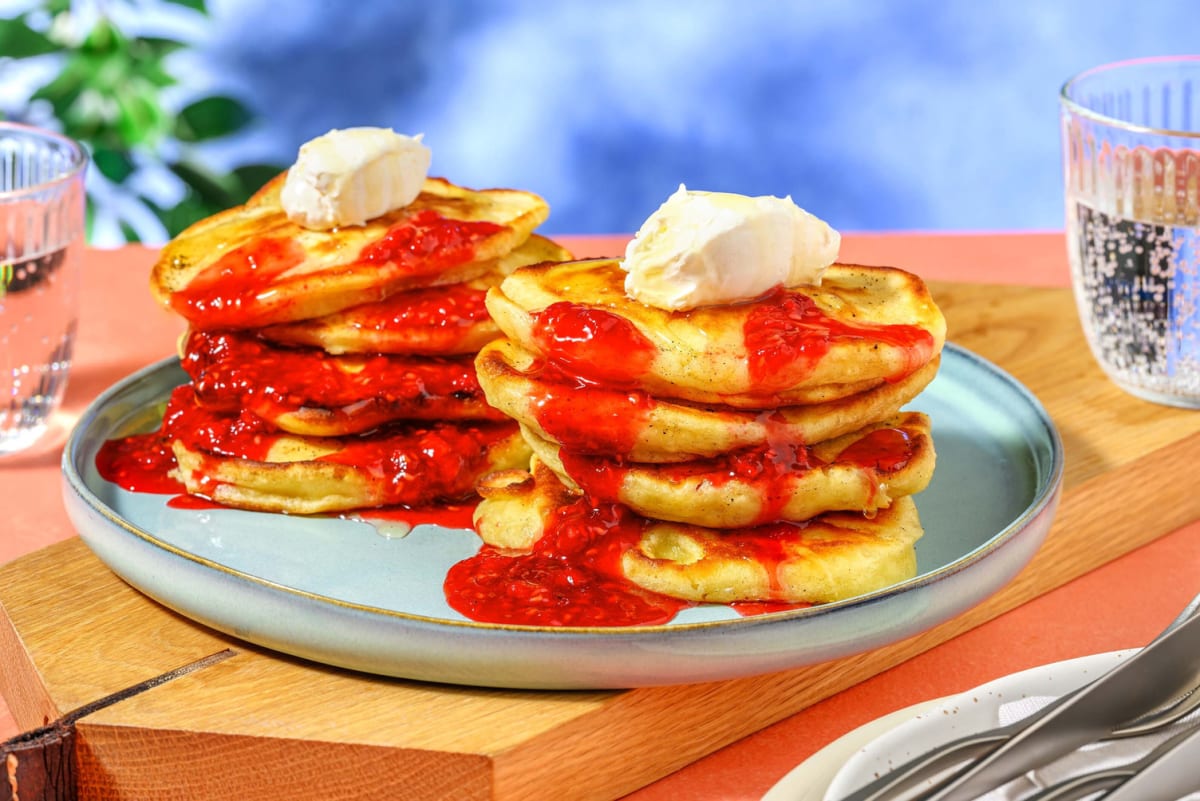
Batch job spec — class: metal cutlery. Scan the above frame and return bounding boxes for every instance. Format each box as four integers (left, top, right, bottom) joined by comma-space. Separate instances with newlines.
836, 591, 1200, 801
1021, 719, 1200, 800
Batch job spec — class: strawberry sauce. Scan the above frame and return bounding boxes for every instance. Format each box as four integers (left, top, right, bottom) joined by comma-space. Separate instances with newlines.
283, 281, 494, 352
743, 289, 934, 391
524, 361, 655, 455
170, 236, 306, 328
171, 210, 505, 328
556, 425, 916, 525
836, 426, 914, 472
96, 385, 519, 508
181, 330, 505, 427
529, 302, 657, 387
444, 497, 689, 626
95, 431, 184, 495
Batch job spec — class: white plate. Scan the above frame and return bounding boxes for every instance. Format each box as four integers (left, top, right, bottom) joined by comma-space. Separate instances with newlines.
762, 650, 1131, 800
761, 700, 942, 801
62, 343, 1063, 690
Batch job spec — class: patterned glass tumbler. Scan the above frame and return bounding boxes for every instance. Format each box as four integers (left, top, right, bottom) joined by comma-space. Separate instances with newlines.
0, 123, 88, 454
1061, 56, 1200, 407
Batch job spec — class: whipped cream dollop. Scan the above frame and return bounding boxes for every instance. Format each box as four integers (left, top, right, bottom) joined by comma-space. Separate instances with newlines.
621, 185, 841, 310
280, 127, 432, 230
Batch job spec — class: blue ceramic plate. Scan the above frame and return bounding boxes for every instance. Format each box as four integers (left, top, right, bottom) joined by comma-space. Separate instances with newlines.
62, 343, 1063, 690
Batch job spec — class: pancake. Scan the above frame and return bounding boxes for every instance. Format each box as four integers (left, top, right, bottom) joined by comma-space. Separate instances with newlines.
180, 329, 506, 437
473, 464, 578, 550
258, 235, 573, 355
163, 387, 530, 514
476, 336, 940, 462
152, 175, 550, 330
622, 497, 921, 604
486, 259, 946, 408
523, 412, 935, 528
472, 458, 922, 604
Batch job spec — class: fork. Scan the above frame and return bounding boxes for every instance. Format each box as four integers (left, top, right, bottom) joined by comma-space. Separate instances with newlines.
837, 591, 1200, 801
1021, 711, 1200, 800
839, 683, 1200, 801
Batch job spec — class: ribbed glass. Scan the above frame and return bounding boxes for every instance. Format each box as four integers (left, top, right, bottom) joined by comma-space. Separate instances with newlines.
1062, 56, 1200, 407
0, 123, 88, 454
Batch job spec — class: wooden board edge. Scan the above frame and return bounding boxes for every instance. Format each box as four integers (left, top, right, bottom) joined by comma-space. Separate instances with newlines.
0, 595, 63, 731
74, 723, 496, 801
490, 429, 1200, 800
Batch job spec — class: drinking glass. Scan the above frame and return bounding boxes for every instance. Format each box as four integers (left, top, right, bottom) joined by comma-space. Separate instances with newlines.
1061, 56, 1200, 407
0, 123, 88, 454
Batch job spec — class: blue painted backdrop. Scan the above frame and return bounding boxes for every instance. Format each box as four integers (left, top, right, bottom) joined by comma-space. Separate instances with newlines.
38, 0, 1200, 238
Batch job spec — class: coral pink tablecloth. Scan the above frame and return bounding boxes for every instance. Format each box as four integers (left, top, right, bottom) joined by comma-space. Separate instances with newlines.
3, 233, 1198, 800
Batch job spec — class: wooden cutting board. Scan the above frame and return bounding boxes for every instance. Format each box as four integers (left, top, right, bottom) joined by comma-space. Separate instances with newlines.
5, 281, 1200, 801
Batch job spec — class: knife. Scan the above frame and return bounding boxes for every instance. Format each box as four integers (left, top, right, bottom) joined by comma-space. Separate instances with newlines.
1099, 723, 1200, 801
923, 609, 1200, 801
838, 596, 1200, 801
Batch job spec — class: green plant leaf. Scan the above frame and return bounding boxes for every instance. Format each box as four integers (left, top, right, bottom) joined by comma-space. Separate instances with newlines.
84, 195, 96, 243
118, 219, 141, 243
0, 17, 59, 58
136, 36, 188, 58
170, 160, 239, 208
233, 163, 285, 196
81, 17, 128, 56
15, 3, 269, 245
112, 36, 181, 91
91, 147, 135, 183
148, 194, 218, 238
162, 0, 209, 14
30, 60, 89, 120
113, 85, 163, 147
175, 96, 253, 142
130, 57, 176, 89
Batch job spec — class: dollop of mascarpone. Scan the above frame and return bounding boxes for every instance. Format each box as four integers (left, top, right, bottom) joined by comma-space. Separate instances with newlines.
621, 185, 841, 310
280, 127, 432, 230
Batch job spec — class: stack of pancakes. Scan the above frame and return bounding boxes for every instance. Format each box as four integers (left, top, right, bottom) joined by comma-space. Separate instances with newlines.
472, 258, 947, 606
148, 174, 570, 514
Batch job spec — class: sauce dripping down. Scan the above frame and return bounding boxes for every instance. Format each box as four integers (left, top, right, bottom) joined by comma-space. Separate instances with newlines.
95, 431, 184, 495
444, 497, 690, 626
97, 385, 517, 509
529, 302, 657, 387
556, 425, 917, 527
350, 282, 491, 333
171, 210, 505, 329
97, 403, 865, 627
181, 330, 504, 427
343, 503, 479, 539
558, 440, 817, 525
743, 289, 935, 391
525, 360, 655, 456
444, 503, 878, 625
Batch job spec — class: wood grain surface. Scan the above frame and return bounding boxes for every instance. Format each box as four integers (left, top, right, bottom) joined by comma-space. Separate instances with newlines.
4, 280, 1200, 801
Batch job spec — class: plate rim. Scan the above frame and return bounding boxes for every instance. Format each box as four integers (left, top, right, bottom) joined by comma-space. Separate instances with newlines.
62, 341, 1063, 637
59, 340, 1067, 688
63, 341, 1064, 637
